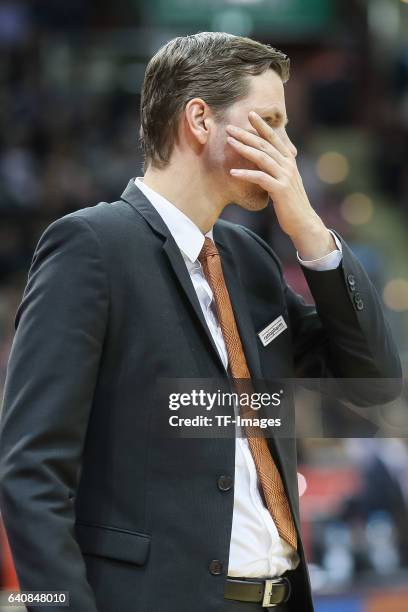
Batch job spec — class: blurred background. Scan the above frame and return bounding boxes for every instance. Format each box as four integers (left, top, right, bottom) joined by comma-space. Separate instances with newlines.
0, 1, 407, 610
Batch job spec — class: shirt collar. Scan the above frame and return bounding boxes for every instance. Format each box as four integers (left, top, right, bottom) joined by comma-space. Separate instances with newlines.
134, 177, 213, 263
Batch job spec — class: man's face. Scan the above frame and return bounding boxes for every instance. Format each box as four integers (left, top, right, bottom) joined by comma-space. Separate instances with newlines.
204, 69, 297, 211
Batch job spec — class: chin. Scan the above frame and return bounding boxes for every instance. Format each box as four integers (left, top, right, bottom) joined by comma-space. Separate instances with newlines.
235, 185, 270, 212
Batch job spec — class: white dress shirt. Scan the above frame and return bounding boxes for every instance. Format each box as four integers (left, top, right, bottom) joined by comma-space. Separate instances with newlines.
134, 177, 342, 577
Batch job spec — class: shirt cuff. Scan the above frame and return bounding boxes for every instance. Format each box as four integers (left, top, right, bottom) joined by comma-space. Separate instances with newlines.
297, 230, 343, 271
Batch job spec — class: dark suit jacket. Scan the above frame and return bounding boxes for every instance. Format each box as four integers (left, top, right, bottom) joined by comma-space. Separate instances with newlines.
0, 179, 402, 612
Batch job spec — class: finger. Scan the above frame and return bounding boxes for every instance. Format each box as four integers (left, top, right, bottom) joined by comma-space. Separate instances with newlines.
248, 111, 290, 158
225, 124, 285, 167
227, 136, 283, 178
229, 168, 280, 193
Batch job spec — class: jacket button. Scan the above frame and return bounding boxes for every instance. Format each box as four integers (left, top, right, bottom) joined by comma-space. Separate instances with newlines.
209, 559, 223, 575
347, 274, 356, 291
353, 292, 364, 310
218, 475, 233, 491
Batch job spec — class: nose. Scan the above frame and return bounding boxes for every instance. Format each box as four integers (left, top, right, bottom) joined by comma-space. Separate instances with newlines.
289, 140, 298, 158
282, 129, 297, 158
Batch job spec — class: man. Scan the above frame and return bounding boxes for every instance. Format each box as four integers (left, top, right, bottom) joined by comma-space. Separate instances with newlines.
0, 32, 402, 612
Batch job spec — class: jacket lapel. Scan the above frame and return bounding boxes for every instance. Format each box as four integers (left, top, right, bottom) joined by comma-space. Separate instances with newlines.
120, 179, 227, 376
162, 238, 228, 376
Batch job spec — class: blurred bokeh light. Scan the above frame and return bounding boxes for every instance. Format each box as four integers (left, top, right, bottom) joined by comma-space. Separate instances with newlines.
340, 193, 374, 225
316, 152, 350, 184
383, 278, 408, 312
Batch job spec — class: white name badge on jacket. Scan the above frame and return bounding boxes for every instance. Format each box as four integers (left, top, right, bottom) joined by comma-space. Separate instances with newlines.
258, 315, 287, 347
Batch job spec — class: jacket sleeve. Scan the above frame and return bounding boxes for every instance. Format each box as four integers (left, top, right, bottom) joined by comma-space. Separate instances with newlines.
0, 214, 109, 611
240, 226, 402, 405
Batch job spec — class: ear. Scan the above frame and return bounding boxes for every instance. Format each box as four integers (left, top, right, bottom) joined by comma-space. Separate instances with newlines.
184, 98, 212, 145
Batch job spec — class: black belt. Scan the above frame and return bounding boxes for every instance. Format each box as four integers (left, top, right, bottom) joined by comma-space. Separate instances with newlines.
224, 576, 291, 608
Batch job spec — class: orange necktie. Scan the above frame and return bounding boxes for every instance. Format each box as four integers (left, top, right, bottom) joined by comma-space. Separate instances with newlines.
198, 236, 297, 550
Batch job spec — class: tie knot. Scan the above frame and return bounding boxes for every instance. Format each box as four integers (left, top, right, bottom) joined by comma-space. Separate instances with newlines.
198, 237, 219, 264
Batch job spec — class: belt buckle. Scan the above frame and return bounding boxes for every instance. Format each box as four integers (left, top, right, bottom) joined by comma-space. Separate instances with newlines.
262, 579, 278, 608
